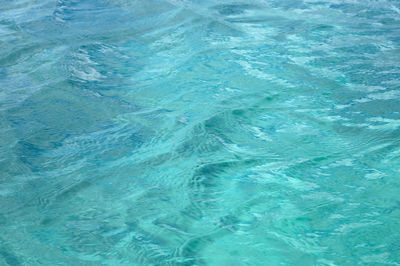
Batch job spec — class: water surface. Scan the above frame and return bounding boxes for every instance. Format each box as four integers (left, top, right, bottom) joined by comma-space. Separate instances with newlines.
1, 0, 400, 264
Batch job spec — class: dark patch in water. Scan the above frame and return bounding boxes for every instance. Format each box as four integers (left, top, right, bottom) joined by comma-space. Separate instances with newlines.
0, 248, 21, 266
213, 3, 259, 16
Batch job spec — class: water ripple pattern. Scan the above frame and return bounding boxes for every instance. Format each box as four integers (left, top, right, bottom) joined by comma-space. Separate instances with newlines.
1, 0, 400, 265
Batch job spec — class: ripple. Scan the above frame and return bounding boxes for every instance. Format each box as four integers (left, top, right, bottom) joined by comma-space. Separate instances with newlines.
1, 0, 400, 264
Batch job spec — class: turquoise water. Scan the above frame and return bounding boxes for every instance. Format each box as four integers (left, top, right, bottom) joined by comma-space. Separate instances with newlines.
1, 0, 400, 264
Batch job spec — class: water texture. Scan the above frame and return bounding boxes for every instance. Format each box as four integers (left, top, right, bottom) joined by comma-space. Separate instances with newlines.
1, 0, 400, 264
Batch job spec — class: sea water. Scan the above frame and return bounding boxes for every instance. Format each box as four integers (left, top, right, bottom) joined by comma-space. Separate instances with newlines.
1, 0, 400, 264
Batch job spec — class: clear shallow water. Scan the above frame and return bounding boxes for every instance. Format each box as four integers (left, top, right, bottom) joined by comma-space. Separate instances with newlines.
1, 0, 400, 264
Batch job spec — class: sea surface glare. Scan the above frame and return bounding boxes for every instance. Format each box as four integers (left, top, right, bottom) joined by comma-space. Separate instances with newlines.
1, 0, 400, 265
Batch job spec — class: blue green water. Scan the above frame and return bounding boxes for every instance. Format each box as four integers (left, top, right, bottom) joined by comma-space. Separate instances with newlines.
1, 0, 400, 264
